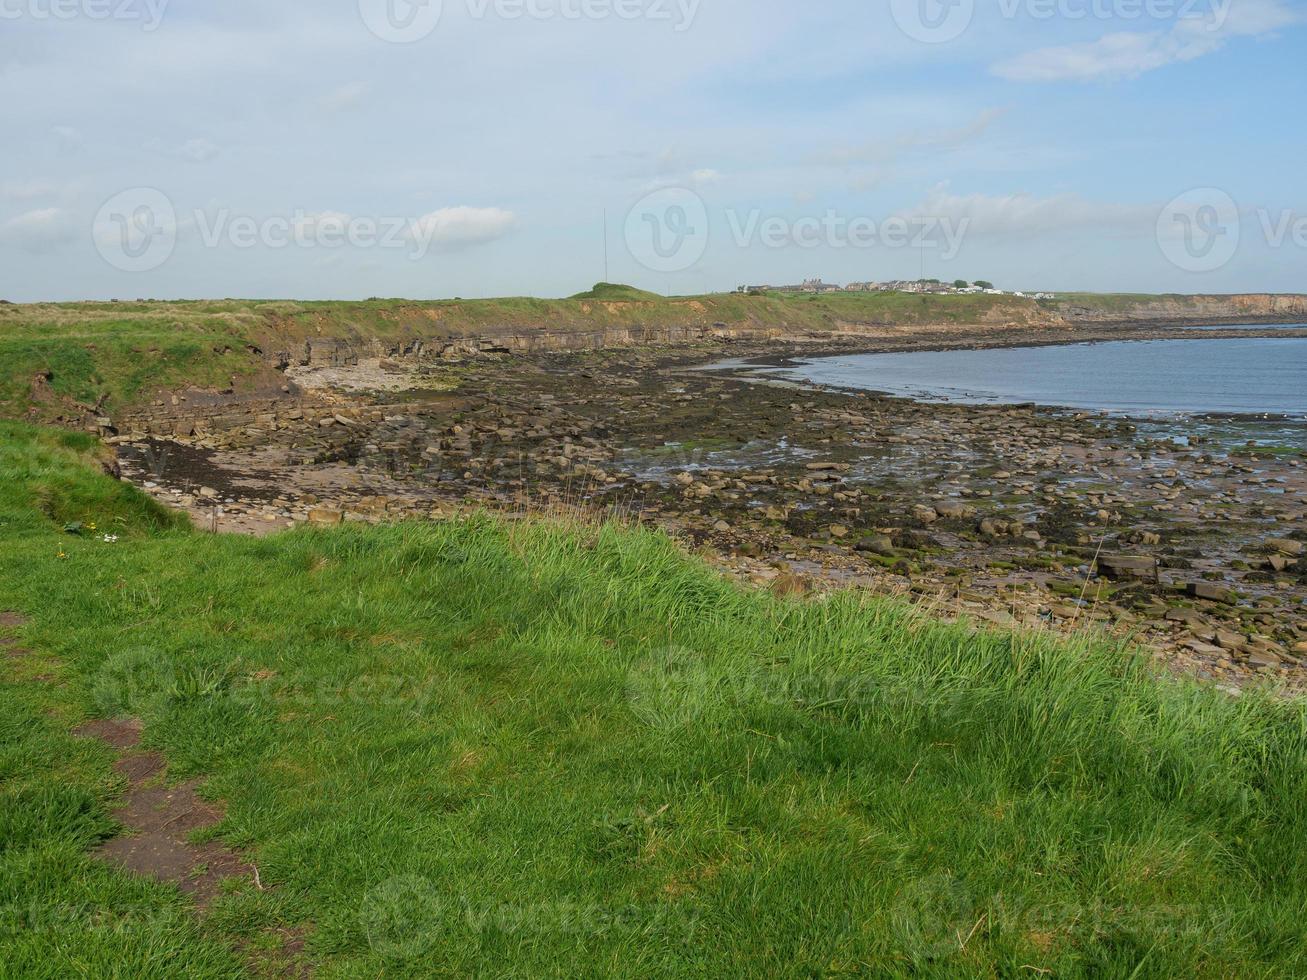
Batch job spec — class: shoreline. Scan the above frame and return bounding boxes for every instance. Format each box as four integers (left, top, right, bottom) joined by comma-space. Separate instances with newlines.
101, 324, 1307, 694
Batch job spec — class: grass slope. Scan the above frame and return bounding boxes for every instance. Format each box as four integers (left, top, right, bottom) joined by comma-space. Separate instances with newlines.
0, 290, 1040, 418
2, 422, 1307, 977
3, 289, 1302, 419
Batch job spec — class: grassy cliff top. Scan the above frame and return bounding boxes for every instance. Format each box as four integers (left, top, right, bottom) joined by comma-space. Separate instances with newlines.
1, 421, 1306, 975
0, 289, 1041, 418
2, 287, 1302, 419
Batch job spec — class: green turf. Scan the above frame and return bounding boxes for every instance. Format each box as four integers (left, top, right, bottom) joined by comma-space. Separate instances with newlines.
2, 421, 1306, 977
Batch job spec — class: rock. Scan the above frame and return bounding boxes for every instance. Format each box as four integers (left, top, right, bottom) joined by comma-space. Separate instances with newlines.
934, 501, 975, 520
855, 535, 896, 557
828, 524, 850, 539
1293, 641, 1307, 656
912, 505, 939, 525
308, 508, 344, 526
1165, 607, 1209, 628
1187, 581, 1234, 604
1215, 630, 1246, 651
1097, 555, 1158, 581
712, 520, 731, 533
1266, 539, 1304, 557
1246, 650, 1284, 669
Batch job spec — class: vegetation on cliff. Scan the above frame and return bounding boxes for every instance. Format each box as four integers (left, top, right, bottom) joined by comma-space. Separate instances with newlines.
0, 289, 1051, 419
3, 289, 1303, 420
2, 422, 1306, 976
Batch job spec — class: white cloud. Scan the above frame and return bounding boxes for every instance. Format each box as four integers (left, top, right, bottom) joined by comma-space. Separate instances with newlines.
407, 206, 517, 250
146, 137, 222, 163
0, 208, 78, 252
899, 185, 1155, 237
992, 0, 1301, 82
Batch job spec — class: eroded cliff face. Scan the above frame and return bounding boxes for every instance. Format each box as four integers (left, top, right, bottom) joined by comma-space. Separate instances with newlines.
257, 292, 1307, 372
1054, 294, 1307, 324
287, 323, 785, 369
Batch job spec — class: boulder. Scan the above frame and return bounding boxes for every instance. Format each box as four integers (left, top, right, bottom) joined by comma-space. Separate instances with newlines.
934, 501, 975, 520
308, 508, 344, 526
855, 535, 896, 557
1266, 539, 1304, 557
1165, 607, 1209, 628
1215, 630, 1247, 651
1097, 555, 1158, 581
1187, 581, 1234, 604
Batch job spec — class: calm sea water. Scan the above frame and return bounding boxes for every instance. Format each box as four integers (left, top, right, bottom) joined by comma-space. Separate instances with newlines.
765, 337, 1307, 419
1183, 323, 1307, 331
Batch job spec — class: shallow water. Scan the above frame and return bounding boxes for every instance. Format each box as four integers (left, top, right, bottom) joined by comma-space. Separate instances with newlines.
761, 337, 1307, 420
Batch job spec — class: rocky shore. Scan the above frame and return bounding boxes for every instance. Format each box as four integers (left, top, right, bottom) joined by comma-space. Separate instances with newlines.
103, 322, 1307, 693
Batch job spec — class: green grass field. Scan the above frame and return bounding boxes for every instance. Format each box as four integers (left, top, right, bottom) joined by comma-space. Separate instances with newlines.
3, 422, 1307, 976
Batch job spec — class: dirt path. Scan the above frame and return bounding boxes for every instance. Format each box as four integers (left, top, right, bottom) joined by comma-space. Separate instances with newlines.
4, 610, 311, 977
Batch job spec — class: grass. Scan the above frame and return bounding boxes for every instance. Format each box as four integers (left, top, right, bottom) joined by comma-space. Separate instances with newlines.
4, 287, 1297, 420
0, 311, 266, 418
0, 286, 1115, 419
2, 421, 1307, 977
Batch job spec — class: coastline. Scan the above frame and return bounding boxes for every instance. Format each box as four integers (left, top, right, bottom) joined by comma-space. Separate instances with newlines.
97, 324, 1306, 695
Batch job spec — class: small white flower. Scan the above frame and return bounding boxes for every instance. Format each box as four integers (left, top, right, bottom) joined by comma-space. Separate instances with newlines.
101, 534, 120, 544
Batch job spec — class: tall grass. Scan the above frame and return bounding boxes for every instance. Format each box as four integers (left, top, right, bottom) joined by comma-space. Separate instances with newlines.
2, 422, 1305, 977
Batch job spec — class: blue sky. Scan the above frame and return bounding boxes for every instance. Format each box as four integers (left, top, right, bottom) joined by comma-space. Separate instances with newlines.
1, 0, 1304, 300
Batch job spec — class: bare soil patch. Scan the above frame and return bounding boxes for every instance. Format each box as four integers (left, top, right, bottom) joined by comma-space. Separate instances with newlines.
75, 718, 254, 910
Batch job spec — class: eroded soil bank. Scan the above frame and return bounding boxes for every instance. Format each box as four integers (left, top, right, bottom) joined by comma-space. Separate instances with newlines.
105, 322, 1307, 692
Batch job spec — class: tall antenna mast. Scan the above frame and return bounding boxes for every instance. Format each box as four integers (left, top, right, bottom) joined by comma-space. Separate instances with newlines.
603, 209, 609, 283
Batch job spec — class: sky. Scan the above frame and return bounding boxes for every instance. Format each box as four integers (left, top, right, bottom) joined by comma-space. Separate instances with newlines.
1, 0, 1305, 301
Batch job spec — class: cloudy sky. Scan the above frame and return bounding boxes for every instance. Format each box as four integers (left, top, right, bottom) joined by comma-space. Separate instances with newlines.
1, 0, 1304, 301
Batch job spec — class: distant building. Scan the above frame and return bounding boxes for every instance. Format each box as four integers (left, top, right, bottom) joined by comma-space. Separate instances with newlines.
766, 278, 842, 294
